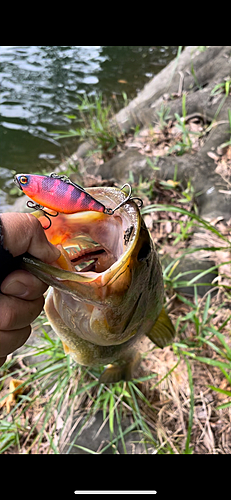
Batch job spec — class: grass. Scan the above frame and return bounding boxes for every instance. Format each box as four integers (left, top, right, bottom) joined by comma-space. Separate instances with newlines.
52, 92, 125, 160
156, 104, 171, 133
1, 190, 231, 454
169, 93, 193, 155
1, 90, 231, 455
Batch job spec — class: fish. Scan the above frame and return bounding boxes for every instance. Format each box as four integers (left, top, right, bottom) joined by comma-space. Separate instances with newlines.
19, 185, 175, 383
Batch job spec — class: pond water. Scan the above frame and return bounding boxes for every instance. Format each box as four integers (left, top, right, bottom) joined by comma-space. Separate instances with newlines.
0, 46, 177, 207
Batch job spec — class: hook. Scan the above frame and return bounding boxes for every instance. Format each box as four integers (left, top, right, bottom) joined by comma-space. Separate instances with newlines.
26, 201, 59, 230
130, 196, 143, 209
104, 184, 133, 215
104, 183, 143, 214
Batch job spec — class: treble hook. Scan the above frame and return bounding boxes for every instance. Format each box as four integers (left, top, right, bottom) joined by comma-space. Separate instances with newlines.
103, 184, 132, 215
104, 183, 143, 214
26, 201, 59, 230
130, 196, 143, 209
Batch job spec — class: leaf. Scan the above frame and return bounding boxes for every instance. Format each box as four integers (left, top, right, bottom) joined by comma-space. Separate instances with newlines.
3, 379, 25, 413
184, 358, 194, 454
208, 385, 231, 397
63, 114, 77, 119
142, 204, 229, 242
109, 394, 115, 435
182, 351, 231, 372
202, 293, 211, 325
216, 401, 231, 410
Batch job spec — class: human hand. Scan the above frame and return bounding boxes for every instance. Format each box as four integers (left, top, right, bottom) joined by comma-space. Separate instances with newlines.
0, 212, 60, 367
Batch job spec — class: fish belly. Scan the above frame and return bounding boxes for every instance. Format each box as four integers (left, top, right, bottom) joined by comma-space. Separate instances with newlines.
44, 289, 143, 383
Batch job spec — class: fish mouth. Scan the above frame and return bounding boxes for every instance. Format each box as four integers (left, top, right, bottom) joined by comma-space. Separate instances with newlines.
59, 233, 116, 274
22, 187, 141, 297
67, 243, 107, 273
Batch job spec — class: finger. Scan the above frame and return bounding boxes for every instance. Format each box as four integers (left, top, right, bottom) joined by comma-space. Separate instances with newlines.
0, 325, 31, 357
1, 270, 48, 300
0, 212, 60, 262
0, 294, 44, 331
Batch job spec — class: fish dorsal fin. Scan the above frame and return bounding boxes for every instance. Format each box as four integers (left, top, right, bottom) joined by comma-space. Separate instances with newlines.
147, 307, 175, 348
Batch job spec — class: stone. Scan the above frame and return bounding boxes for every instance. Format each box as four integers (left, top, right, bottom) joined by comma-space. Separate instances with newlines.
62, 410, 156, 454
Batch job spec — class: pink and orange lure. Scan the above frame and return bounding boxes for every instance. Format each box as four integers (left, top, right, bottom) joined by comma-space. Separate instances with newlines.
14, 173, 113, 215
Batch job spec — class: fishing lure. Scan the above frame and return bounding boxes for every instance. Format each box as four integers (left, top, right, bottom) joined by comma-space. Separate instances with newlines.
14, 173, 143, 228
26, 200, 59, 230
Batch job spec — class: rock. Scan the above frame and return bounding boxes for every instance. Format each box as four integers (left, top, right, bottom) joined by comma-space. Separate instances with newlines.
5, 194, 31, 213
86, 149, 151, 184
13, 323, 58, 367
161, 255, 218, 297
75, 139, 96, 159
62, 410, 156, 454
7, 47, 231, 455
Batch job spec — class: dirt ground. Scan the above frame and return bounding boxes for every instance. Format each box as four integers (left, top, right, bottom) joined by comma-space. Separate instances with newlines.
1, 105, 231, 455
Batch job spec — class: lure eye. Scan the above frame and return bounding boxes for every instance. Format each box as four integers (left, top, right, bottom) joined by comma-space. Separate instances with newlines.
19, 175, 29, 185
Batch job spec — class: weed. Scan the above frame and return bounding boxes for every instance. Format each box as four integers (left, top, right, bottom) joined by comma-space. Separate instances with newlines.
163, 92, 203, 157
205, 78, 231, 135
156, 104, 171, 132
190, 61, 202, 90
211, 78, 231, 98
121, 91, 129, 108
219, 108, 231, 149
52, 93, 124, 160
184, 358, 194, 454
197, 46, 208, 52
133, 124, 141, 137
1, 195, 231, 454
146, 157, 160, 171
171, 218, 194, 245
172, 93, 192, 154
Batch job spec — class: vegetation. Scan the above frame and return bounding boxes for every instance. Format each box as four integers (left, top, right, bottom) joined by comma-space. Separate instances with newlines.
1, 180, 230, 454
52, 93, 125, 160
1, 90, 231, 454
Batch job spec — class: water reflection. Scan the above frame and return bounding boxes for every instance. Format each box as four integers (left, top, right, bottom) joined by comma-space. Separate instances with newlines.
0, 46, 177, 201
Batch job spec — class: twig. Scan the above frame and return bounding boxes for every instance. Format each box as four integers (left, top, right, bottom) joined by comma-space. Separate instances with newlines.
176, 71, 185, 97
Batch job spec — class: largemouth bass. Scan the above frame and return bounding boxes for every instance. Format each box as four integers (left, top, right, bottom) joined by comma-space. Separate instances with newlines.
19, 185, 175, 383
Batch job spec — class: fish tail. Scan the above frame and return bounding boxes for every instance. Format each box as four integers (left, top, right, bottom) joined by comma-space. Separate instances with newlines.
99, 352, 141, 384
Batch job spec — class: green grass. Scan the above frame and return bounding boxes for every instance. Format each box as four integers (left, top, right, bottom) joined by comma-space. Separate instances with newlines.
1, 78, 231, 453
1, 197, 230, 454
2, 148, 231, 453
156, 103, 171, 132
169, 93, 193, 155
51, 93, 125, 160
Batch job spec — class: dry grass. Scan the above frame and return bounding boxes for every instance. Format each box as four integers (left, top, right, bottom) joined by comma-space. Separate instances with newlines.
1, 112, 231, 454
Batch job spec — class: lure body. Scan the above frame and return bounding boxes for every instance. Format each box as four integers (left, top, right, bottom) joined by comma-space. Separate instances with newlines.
14, 174, 106, 214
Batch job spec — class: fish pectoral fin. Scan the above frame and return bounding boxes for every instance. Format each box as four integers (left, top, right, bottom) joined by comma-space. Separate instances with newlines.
99, 353, 141, 384
62, 341, 70, 354
147, 307, 175, 348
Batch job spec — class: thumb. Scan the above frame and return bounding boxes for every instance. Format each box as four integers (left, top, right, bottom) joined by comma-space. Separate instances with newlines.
1, 212, 60, 263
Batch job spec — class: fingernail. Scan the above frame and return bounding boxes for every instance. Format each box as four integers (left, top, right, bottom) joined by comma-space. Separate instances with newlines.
1, 280, 28, 297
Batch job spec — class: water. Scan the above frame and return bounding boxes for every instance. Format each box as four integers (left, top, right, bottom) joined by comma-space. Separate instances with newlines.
0, 46, 177, 206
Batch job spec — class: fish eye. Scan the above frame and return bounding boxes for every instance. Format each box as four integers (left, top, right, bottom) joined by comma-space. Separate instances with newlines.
137, 241, 152, 262
19, 175, 29, 185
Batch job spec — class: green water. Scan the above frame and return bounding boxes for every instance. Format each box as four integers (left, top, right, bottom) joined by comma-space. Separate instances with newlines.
0, 46, 177, 208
